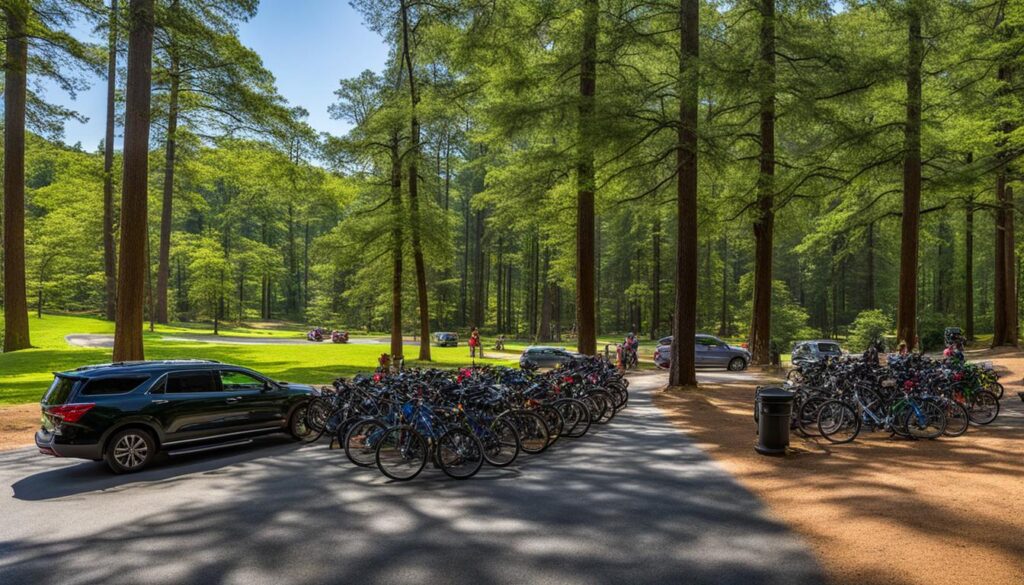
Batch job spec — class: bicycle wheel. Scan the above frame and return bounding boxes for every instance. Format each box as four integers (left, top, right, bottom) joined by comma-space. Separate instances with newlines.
501, 411, 550, 454
305, 397, 332, 433
344, 418, 388, 467
591, 390, 616, 424
795, 395, 827, 437
537, 405, 564, 447
968, 390, 1000, 425
942, 400, 969, 437
607, 382, 629, 410
375, 425, 428, 481
436, 428, 484, 479
479, 417, 520, 467
986, 381, 1004, 400
581, 394, 608, 424
817, 400, 860, 444
903, 400, 946, 440
555, 399, 591, 438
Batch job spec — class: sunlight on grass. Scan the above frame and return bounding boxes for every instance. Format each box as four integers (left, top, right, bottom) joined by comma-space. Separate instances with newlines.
0, 312, 514, 405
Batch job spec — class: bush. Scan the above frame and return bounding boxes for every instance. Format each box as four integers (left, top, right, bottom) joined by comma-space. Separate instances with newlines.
917, 314, 949, 351
847, 309, 892, 353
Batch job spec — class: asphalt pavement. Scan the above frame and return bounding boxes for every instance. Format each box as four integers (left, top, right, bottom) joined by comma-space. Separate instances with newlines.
0, 372, 821, 585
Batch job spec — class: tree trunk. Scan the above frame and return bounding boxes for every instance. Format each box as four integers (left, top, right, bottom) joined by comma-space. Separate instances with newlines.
965, 155, 975, 340
113, 0, 155, 362
155, 43, 179, 325
102, 0, 119, 321
651, 217, 661, 340
400, 0, 431, 360
719, 237, 729, 337
896, 5, 923, 350
2, 2, 31, 352
1002, 185, 1018, 344
866, 221, 876, 309
496, 241, 504, 333
472, 208, 486, 327
538, 251, 553, 342
749, 0, 776, 365
460, 190, 470, 326
670, 0, 699, 387
575, 0, 598, 355
390, 135, 404, 359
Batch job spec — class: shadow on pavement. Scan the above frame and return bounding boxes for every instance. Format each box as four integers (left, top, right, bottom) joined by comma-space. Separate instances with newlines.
0, 377, 824, 585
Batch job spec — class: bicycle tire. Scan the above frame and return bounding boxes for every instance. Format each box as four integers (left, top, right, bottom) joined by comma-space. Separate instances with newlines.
817, 400, 861, 444
436, 428, 484, 479
344, 418, 388, 467
375, 425, 428, 481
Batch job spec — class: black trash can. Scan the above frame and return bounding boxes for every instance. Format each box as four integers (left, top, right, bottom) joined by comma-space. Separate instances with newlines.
755, 387, 794, 455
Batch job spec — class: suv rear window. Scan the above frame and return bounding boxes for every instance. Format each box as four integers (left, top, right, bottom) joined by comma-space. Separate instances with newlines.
817, 343, 841, 353
166, 371, 218, 393
42, 376, 79, 405
79, 376, 150, 396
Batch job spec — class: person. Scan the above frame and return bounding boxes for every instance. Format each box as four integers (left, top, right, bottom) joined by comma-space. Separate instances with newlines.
898, 341, 908, 356
469, 328, 481, 359
623, 332, 639, 369
494, 334, 505, 351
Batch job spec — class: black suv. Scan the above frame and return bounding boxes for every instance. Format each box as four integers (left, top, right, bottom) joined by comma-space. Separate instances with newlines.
35, 360, 315, 473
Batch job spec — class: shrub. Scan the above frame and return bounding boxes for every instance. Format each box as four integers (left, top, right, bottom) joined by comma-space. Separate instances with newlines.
847, 309, 892, 352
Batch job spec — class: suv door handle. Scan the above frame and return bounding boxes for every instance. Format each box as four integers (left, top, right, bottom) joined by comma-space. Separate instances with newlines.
152, 399, 169, 405
225, 396, 243, 404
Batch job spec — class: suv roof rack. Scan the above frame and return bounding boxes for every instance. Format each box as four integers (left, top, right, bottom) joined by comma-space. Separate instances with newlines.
72, 359, 222, 372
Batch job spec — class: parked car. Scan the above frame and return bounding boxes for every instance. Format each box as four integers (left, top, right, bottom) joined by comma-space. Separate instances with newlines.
35, 360, 315, 474
520, 346, 577, 369
653, 335, 750, 371
433, 332, 459, 347
791, 340, 843, 365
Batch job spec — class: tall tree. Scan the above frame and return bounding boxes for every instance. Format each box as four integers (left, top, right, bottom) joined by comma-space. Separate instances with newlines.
102, 0, 119, 321
576, 0, 598, 355
113, 0, 155, 362
670, 0, 699, 387
399, 0, 431, 360
749, 0, 776, 365
152, 0, 285, 323
3, 0, 31, 352
896, 1, 923, 350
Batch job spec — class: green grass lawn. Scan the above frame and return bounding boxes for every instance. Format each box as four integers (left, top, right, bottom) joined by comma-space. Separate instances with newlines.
0, 312, 515, 406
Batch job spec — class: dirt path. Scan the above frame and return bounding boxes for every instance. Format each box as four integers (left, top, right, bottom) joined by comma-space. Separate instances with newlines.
1, 405, 39, 451
654, 352, 1024, 585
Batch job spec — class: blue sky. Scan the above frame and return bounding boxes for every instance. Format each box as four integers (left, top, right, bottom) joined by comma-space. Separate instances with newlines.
48, 0, 390, 149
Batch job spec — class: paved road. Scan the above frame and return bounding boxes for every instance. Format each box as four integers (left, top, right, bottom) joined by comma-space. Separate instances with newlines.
65, 333, 390, 348
0, 374, 820, 585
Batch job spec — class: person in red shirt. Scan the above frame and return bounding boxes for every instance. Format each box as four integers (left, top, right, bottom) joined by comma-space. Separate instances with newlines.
468, 328, 481, 359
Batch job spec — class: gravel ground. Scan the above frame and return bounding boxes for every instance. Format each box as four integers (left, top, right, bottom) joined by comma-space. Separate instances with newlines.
654, 350, 1024, 585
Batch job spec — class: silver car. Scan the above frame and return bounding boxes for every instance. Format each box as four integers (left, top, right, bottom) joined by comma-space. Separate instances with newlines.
791, 340, 842, 365
654, 335, 750, 371
520, 346, 577, 369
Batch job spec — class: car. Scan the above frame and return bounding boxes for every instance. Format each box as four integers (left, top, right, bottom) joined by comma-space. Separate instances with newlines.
35, 359, 316, 474
433, 332, 459, 347
653, 334, 750, 371
520, 346, 577, 369
791, 340, 843, 365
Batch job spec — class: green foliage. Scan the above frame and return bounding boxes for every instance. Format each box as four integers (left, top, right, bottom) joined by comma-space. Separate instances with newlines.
847, 310, 893, 353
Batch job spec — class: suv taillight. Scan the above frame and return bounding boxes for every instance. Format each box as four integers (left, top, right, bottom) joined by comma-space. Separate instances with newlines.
45, 403, 95, 424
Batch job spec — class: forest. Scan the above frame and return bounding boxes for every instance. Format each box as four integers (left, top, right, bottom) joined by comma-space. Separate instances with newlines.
1, 0, 1022, 386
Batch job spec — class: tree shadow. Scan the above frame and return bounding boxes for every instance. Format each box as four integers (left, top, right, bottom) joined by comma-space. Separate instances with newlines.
0, 379, 824, 585
657, 380, 1024, 585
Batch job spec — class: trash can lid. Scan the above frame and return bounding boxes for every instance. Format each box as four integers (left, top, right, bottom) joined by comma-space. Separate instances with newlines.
758, 387, 795, 402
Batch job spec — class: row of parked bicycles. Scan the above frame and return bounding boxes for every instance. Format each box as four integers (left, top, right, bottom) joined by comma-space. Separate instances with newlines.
780, 352, 1003, 444
299, 357, 629, 480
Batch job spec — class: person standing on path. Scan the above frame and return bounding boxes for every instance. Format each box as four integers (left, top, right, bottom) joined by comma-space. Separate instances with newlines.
469, 328, 482, 359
